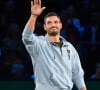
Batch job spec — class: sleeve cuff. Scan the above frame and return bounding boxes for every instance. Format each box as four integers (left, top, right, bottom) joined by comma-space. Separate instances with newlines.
22, 27, 33, 36
75, 78, 86, 89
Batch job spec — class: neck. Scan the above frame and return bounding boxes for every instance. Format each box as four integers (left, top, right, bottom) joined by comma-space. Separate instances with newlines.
47, 34, 60, 43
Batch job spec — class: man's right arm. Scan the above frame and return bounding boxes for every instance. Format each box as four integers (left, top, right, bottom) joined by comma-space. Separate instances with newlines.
22, 0, 46, 39
22, 0, 46, 57
25, 15, 38, 31
21, 14, 37, 41
22, 15, 38, 57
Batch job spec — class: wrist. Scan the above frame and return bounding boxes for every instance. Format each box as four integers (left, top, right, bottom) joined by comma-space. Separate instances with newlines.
31, 14, 38, 19
80, 87, 87, 90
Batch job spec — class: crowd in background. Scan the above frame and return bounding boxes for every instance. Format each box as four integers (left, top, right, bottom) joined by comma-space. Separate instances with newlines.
0, 0, 100, 80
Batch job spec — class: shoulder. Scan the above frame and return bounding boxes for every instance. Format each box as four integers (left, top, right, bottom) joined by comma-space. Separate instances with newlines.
62, 38, 78, 55
36, 35, 48, 45
62, 37, 76, 50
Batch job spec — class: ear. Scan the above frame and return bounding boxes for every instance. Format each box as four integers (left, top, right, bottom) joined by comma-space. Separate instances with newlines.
43, 24, 47, 31
60, 22, 62, 29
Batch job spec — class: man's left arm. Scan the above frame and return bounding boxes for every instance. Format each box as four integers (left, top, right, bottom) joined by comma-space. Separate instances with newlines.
71, 47, 87, 90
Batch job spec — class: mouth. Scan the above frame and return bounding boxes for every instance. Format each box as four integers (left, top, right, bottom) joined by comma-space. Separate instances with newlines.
51, 27, 57, 30
50, 26, 57, 29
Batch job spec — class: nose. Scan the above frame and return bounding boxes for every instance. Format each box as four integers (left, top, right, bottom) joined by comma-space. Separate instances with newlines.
51, 22, 56, 27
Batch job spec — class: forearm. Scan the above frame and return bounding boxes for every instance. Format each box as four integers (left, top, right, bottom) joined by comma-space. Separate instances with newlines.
25, 14, 38, 30
22, 14, 38, 42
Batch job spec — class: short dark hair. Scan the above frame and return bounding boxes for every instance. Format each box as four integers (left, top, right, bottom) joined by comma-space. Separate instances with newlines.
44, 12, 61, 23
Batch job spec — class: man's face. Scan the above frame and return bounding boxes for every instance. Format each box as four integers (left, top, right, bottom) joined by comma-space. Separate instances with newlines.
44, 16, 62, 36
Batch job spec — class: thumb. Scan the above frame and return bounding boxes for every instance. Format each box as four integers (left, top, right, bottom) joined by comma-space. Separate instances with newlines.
42, 7, 46, 11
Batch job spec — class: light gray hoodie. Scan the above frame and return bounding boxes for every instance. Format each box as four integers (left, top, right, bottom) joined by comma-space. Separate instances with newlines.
22, 27, 86, 90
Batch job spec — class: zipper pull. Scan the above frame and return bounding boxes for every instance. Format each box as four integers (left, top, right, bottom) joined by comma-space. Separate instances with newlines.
67, 50, 70, 60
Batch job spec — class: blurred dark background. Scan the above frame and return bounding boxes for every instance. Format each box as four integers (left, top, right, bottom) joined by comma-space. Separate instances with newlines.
0, 0, 100, 82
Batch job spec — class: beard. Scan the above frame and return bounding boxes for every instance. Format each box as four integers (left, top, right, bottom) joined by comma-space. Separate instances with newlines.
48, 31, 58, 36
47, 27, 60, 36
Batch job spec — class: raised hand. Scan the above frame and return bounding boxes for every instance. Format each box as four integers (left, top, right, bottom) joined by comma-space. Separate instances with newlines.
31, 0, 46, 16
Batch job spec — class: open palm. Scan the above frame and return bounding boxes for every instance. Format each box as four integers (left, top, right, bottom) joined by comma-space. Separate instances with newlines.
31, 0, 46, 16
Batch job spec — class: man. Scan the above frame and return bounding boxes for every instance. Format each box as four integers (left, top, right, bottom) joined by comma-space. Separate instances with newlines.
22, 0, 87, 90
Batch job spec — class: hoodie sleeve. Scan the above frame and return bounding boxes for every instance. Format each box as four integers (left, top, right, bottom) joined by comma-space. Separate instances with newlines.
22, 27, 40, 58
72, 47, 86, 90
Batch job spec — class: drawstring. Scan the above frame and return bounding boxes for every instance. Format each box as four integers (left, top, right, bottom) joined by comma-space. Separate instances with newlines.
50, 42, 56, 60
66, 45, 70, 60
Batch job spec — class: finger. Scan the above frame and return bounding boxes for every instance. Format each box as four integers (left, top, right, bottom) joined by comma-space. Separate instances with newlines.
36, 0, 39, 4
42, 7, 46, 11
38, 0, 41, 6
33, 0, 37, 5
31, 1, 33, 6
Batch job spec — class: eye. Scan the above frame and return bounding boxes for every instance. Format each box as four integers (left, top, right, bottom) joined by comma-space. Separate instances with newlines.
47, 21, 51, 24
54, 21, 59, 24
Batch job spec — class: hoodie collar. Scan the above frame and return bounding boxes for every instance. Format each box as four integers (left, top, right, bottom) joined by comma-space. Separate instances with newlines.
45, 35, 69, 47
